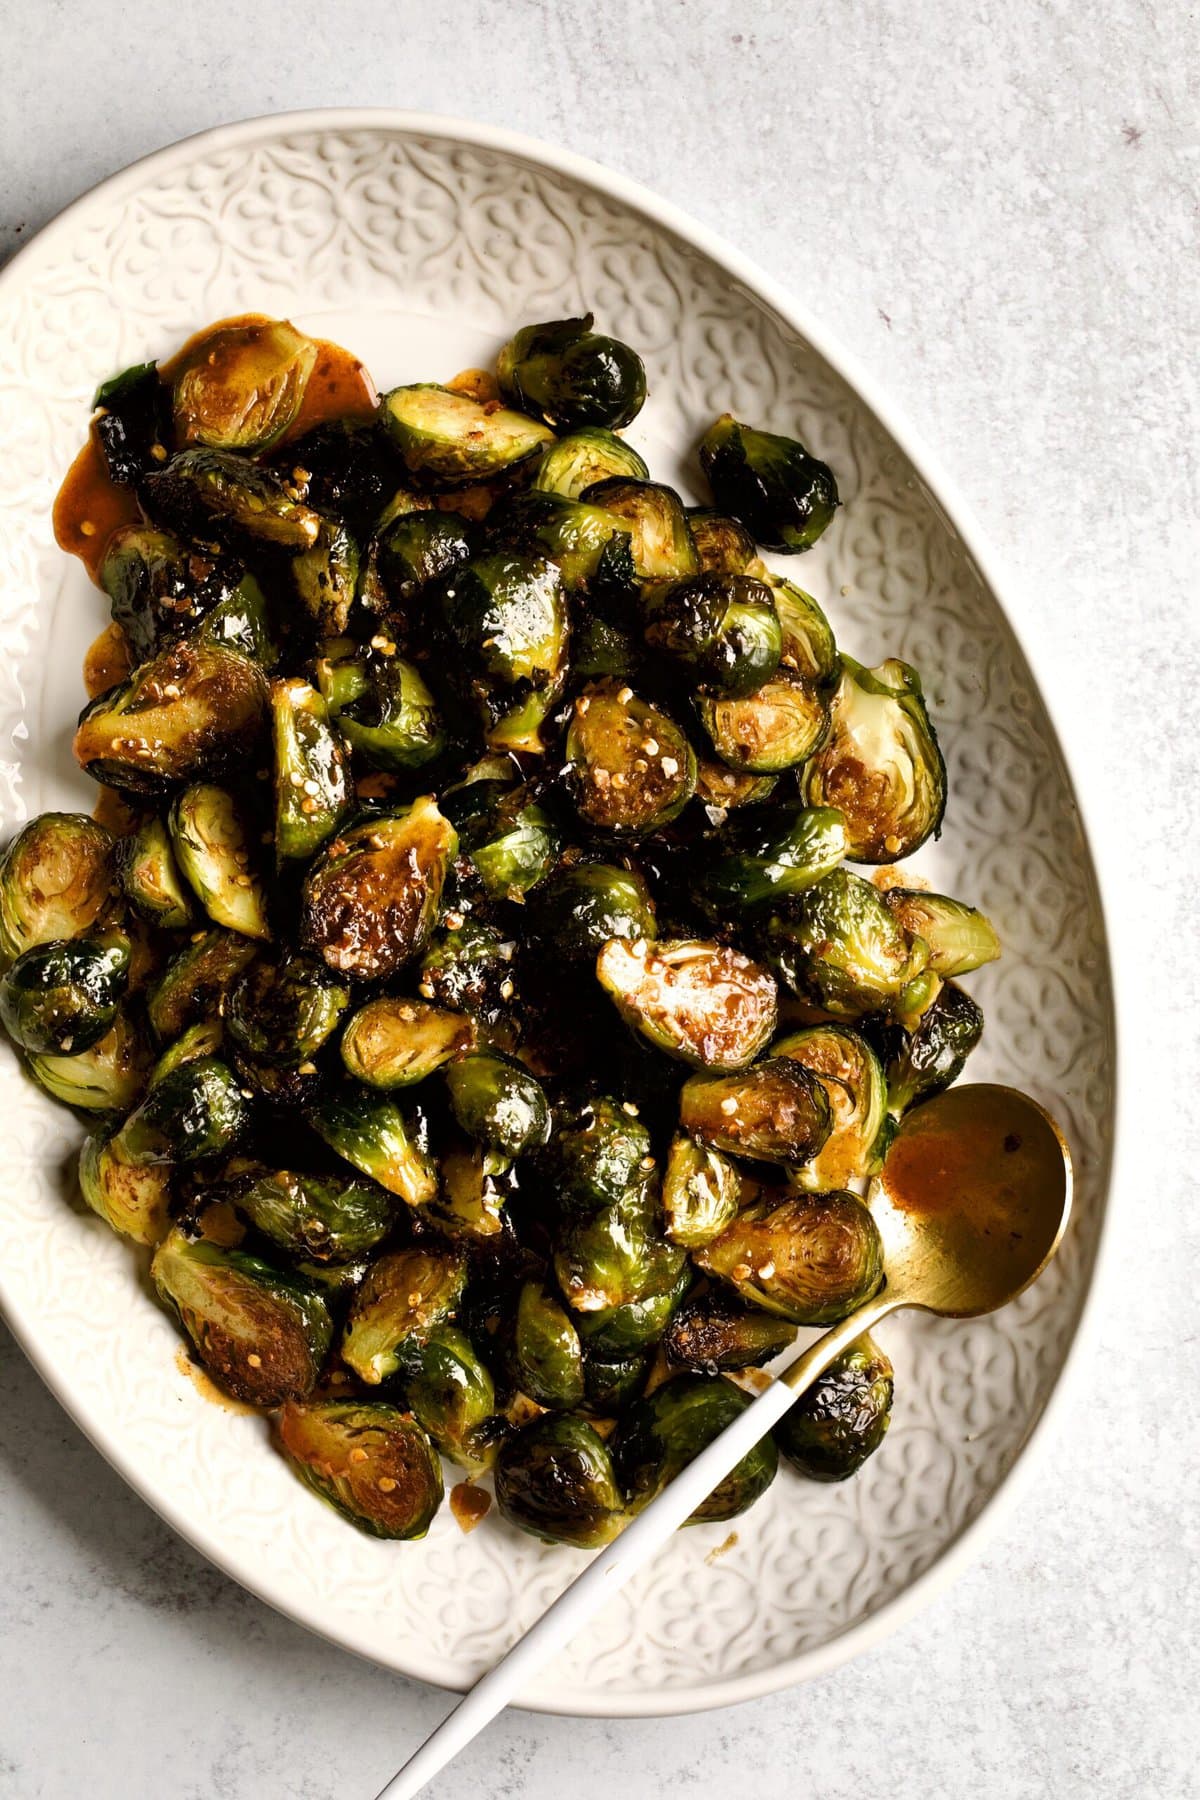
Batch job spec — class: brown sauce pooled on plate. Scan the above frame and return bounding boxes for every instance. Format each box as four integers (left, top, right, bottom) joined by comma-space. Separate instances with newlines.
83, 622, 133, 697
175, 1345, 258, 1415
450, 1481, 492, 1534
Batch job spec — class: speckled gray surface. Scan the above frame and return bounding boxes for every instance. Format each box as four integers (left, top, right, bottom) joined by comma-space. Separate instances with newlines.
0, 2, 1196, 1796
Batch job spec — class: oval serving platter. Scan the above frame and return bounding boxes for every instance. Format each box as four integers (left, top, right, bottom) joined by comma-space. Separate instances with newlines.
0, 112, 1115, 1714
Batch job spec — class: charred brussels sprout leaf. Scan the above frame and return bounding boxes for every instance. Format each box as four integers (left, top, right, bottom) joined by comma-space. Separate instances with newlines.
642, 572, 782, 698
226, 952, 349, 1066
92, 360, 169, 487
774, 1026, 891, 1188
544, 1094, 653, 1215
437, 552, 568, 755
800, 657, 946, 862
445, 1051, 551, 1157
0, 933, 130, 1055
277, 1398, 443, 1539
497, 314, 646, 431
230, 1168, 396, 1263
341, 997, 472, 1090
495, 1414, 627, 1547
74, 641, 267, 797
662, 1134, 741, 1248
172, 318, 318, 452
775, 1334, 893, 1481
339, 1247, 466, 1384
169, 783, 270, 940
113, 1056, 249, 1164
292, 519, 361, 638
275, 418, 401, 536
616, 1373, 778, 1524
418, 918, 518, 1031
686, 508, 761, 577
531, 861, 657, 963
578, 478, 699, 581
663, 1287, 797, 1372
98, 523, 195, 661
382, 384, 553, 485
152, 1229, 332, 1406
79, 1129, 171, 1245
403, 1325, 501, 1474
571, 611, 643, 684
873, 979, 984, 1117
28, 1011, 150, 1118
0, 813, 118, 964
315, 647, 445, 773
566, 681, 696, 835
146, 928, 258, 1045
533, 428, 649, 499
597, 937, 777, 1071
513, 1279, 585, 1409
696, 1189, 883, 1324
116, 815, 195, 929
146, 447, 323, 551
301, 797, 456, 980
699, 414, 839, 553
311, 1085, 438, 1206
679, 1057, 832, 1165
696, 804, 847, 914
880, 888, 1000, 977
368, 507, 474, 615
446, 778, 560, 901
760, 868, 927, 1020
697, 672, 829, 775
270, 677, 353, 860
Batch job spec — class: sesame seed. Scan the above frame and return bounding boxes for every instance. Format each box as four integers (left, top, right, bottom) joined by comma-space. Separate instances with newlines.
621, 1101, 640, 1117
150, 443, 168, 462
576, 695, 590, 714
611, 772, 626, 788
418, 981, 435, 1000
639, 1155, 656, 1171
757, 1260, 776, 1279
732, 1262, 752, 1281
377, 1476, 397, 1493
79, 519, 97, 537
348, 1447, 368, 1464
499, 978, 515, 1000
302, 778, 320, 796
246, 1353, 262, 1368
617, 686, 634, 704
444, 910, 465, 930
660, 757, 679, 777
643, 737, 659, 755
720, 1096, 738, 1115
298, 1062, 317, 1076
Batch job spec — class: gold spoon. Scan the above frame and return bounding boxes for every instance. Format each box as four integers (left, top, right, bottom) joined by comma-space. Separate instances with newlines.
377, 1083, 1072, 1800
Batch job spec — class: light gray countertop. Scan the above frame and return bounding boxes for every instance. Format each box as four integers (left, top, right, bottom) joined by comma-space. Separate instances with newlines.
1, 2, 1196, 1796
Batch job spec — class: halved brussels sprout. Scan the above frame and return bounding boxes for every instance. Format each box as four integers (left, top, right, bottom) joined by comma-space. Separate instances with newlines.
367, 506, 474, 615
760, 868, 927, 1020
171, 317, 319, 452
694, 759, 778, 811
773, 1026, 891, 1189
74, 641, 268, 797
381, 384, 553, 484
277, 1398, 443, 1539
597, 937, 777, 1071
531, 861, 657, 963
582, 1351, 651, 1414
512, 1278, 585, 1410
310, 1084, 438, 1205
697, 672, 829, 774
0, 813, 118, 964
774, 1333, 894, 1481
300, 796, 456, 979
800, 657, 946, 862
446, 779, 560, 901
112, 1056, 250, 1165
872, 979, 984, 1117
615, 1373, 778, 1524
230, 1167, 396, 1263
663, 1287, 797, 1372
28, 1011, 150, 1117
554, 1174, 683, 1314
533, 428, 649, 499
880, 887, 1001, 977
116, 815, 195, 929
0, 933, 130, 1055
497, 315, 646, 431
169, 783, 270, 940
544, 1094, 653, 1215
270, 677, 353, 861
696, 1189, 884, 1323
575, 1257, 690, 1358
642, 573, 782, 698
152, 1228, 333, 1406
491, 489, 630, 590
494, 1414, 627, 1548
437, 551, 568, 753
145, 448, 323, 551
341, 996, 472, 1090
445, 1050, 551, 1157
78, 1129, 171, 1245
699, 414, 839, 553
679, 1057, 832, 1165
92, 360, 169, 487
292, 519, 361, 637
418, 917, 519, 1031
578, 478, 699, 580
146, 927, 259, 1044
403, 1324, 502, 1475
225, 952, 349, 1066
150, 1018, 225, 1082
696, 804, 848, 914
662, 1134, 741, 1248
685, 508, 761, 577
770, 579, 839, 685
314, 646, 446, 773
432, 1139, 516, 1239
565, 681, 697, 835
98, 523, 199, 661
339, 1246, 466, 1384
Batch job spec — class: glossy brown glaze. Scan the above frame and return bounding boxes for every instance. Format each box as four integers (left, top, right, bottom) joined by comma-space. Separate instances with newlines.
53, 436, 142, 583
882, 1109, 1026, 1219
83, 622, 133, 697
449, 1481, 492, 1533
286, 336, 378, 437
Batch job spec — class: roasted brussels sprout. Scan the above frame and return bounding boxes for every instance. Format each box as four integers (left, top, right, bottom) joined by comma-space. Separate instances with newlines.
800, 657, 946, 862
497, 315, 646, 431
292, 519, 361, 637
171, 318, 318, 452
575, 1257, 690, 1358
275, 417, 401, 535
663, 1286, 796, 1372
494, 1414, 627, 1548
145, 447, 323, 552
78, 1129, 171, 1245
341, 996, 472, 1090
300, 796, 456, 979
340, 1247, 466, 1384
229, 1167, 396, 1263
696, 1189, 883, 1323
381, 384, 553, 484
544, 1094, 653, 1215
760, 868, 927, 1020
694, 759, 778, 811
642, 573, 782, 698
578, 478, 699, 581
565, 681, 696, 834
685, 508, 761, 577
530, 861, 657, 963
447, 778, 560, 901
880, 887, 1000, 977
277, 1398, 443, 1539
27, 1011, 149, 1117
116, 814, 194, 929
771, 579, 839, 685
0, 813, 118, 964
315, 646, 446, 773
436, 552, 568, 754
615, 1373, 778, 1523
145, 927, 258, 1044
152, 1228, 333, 1406
679, 1057, 832, 1165
99, 524, 279, 669
270, 677, 353, 861
491, 489, 630, 590
0, 933, 130, 1055
74, 641, 267, 797
367, 505, 474, 615
699, 414, 838, 553
432, 1139, 516, 1239
873, 979, 984, 1116
597, 937, 777, 1071
225, 952, 349, 1066
533, 428, 649, 499
512, 1278, 585, 1409
150, 1018, 224, 1082
403, 1325, 502, 1474
697, 672, 829, 774
662, 1134, 741, 1248
445, 1051, 550, 1157
773, 1025, 891, 1189
774, 1333, 893, 1481
311, 1085, 438, 1206
91, 360, 169, 487
581, 1351, 651, 1414
113, 1056, 250, 1164
554, 1173, 683, 1314
418, 917, 518, 1031
696, 804, 847, 914
169, 783, 270, 940
198, 570, 280, 668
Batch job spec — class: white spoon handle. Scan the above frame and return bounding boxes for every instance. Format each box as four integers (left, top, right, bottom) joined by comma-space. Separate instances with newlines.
375, 1297, 894, 1800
